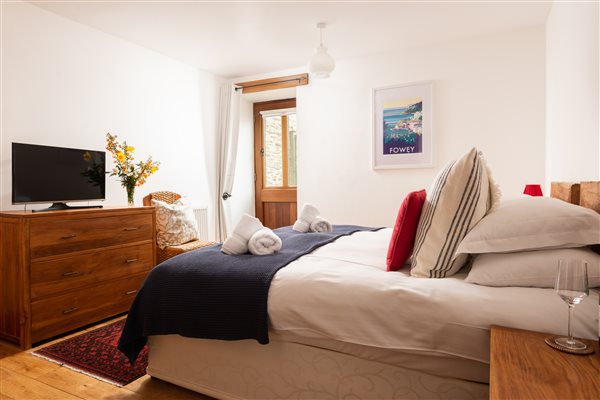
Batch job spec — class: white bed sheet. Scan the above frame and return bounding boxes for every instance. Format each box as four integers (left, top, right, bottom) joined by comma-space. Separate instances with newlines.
268, 229, 599, 364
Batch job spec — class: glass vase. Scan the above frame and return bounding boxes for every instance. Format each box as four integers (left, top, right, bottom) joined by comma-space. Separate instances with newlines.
125, 182, 136, 206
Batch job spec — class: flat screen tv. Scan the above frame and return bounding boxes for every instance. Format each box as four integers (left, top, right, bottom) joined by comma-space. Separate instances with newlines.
12, 142, 106, 212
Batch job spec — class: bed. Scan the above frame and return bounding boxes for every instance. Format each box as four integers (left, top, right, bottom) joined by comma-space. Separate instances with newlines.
141, 228, 597, 399
119, 150, 600, 399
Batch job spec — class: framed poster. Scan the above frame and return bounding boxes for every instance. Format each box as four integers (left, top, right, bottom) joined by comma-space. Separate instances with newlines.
372, 81, 433, 169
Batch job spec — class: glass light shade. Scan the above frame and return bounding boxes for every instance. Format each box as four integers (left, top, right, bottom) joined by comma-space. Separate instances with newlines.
308, 45, 335, 78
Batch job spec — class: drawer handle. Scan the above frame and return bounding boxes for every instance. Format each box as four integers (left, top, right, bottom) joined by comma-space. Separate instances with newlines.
125, 258, 138, 263
60, 234, 77, 239
62, 307, 78, 314
123, 227, 139, 231
62, 271, 80, 277
125, 290, 138, 295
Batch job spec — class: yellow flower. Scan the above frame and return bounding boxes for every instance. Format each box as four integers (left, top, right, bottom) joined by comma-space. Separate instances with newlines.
106, 133, 159, 191
82, 151, 91, 161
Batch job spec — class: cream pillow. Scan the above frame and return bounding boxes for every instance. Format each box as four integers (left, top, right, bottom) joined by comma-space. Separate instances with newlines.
152, 199, 199, 250
465, 248, 600, 288
456, 197, 600, 256
411, 148, 499, 278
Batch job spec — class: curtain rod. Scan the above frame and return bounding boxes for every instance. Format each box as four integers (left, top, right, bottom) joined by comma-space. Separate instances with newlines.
234, 77, 305, 91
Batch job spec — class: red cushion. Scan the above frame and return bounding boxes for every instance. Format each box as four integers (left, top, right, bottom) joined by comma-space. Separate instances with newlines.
386, 189, 427, 271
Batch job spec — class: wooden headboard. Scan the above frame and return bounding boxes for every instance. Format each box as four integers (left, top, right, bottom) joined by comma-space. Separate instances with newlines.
551, 181, 599, 213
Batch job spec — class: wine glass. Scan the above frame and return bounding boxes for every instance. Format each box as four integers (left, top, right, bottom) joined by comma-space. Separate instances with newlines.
554, 259, 589, 350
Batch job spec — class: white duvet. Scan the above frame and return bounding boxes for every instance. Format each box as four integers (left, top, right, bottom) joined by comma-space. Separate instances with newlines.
268, 229, 598, 363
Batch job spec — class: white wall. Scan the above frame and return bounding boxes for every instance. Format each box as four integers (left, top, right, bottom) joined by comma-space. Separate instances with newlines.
1, 1, 221, 233
0, 3, 556, 235
297, 27, 546, 227
546, 2, 599, 187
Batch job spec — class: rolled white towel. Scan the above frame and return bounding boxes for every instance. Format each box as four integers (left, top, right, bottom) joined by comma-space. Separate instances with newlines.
292, 203, 320, 232
248, 227, 282, 256
309, 216, 332, 233
221, 214, 264, 255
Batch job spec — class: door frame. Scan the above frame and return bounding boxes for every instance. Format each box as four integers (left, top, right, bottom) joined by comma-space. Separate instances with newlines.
253, 98, 297, 223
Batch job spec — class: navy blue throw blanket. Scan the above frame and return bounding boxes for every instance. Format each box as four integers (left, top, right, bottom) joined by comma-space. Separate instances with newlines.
118, 225, 379, 364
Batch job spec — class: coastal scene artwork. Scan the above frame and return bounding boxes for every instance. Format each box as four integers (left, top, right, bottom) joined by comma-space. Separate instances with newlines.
383, 98, 423, 155
373, 81, 432, 169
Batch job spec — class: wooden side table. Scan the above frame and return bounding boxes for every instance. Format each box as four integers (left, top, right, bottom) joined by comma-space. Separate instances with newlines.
490, 325, 600, 399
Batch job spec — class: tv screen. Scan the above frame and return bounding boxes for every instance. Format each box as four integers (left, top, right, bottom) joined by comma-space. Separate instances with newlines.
12, 143, 106, 205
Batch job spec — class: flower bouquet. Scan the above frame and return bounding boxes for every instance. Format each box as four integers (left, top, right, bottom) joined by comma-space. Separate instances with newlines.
106, 133, 159, 205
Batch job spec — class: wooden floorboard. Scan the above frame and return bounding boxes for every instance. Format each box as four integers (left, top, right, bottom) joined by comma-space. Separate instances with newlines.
0, 367, 81, 399
0, 342, 20, 359
0, 318, 212, 400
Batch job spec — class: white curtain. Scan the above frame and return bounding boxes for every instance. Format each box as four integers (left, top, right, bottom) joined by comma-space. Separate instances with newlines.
215, 84, 241, 241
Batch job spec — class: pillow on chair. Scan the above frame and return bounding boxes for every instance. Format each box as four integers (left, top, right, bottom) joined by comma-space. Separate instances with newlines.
152, 199, 199, 249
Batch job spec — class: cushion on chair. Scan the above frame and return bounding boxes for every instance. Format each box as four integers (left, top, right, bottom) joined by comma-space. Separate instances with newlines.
152, 199, 199, 250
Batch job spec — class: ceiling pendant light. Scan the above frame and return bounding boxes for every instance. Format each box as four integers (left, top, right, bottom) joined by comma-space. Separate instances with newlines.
308, 22, 335, 79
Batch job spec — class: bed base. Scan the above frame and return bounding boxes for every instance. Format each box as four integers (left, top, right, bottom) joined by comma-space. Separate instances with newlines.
147, 335, 489, 400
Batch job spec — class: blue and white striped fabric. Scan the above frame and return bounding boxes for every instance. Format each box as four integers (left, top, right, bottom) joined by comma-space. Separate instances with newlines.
411, 148, 496, 278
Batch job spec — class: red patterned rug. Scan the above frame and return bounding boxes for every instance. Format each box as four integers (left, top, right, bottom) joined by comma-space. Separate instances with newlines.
32, 319, 148, 386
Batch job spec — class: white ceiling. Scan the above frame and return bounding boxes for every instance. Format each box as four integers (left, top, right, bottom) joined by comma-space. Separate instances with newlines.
30, 0, 552, 79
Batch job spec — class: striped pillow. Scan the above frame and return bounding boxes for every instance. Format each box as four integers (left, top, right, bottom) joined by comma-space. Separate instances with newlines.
410, 148, 494, 278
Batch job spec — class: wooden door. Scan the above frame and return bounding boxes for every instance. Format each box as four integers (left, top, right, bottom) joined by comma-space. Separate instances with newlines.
254, 98, 297, 229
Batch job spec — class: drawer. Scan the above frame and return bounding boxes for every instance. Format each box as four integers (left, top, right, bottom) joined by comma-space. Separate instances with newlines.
30, 243, 153, 299
30, 274, 146, 343
30, 213, 153, 258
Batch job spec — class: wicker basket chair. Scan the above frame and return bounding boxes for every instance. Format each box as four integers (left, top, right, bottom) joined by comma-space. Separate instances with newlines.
143, 191, 216, 264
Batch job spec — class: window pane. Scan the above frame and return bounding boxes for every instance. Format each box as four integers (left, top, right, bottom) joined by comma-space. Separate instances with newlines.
264, 116, 283, 187
287, 114, 297, 187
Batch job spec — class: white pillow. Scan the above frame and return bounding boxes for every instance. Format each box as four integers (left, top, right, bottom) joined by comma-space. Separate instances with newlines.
456, 197, 600, 256
152, 199, 199, 250
465, 248, 600, 288
411, 148, 499, 278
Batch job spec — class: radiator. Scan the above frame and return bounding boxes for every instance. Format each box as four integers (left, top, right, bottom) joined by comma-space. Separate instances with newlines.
193, 207, 209, 240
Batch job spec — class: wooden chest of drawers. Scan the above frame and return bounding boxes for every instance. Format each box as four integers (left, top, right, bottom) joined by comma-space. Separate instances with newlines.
0, 207, 156, 348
